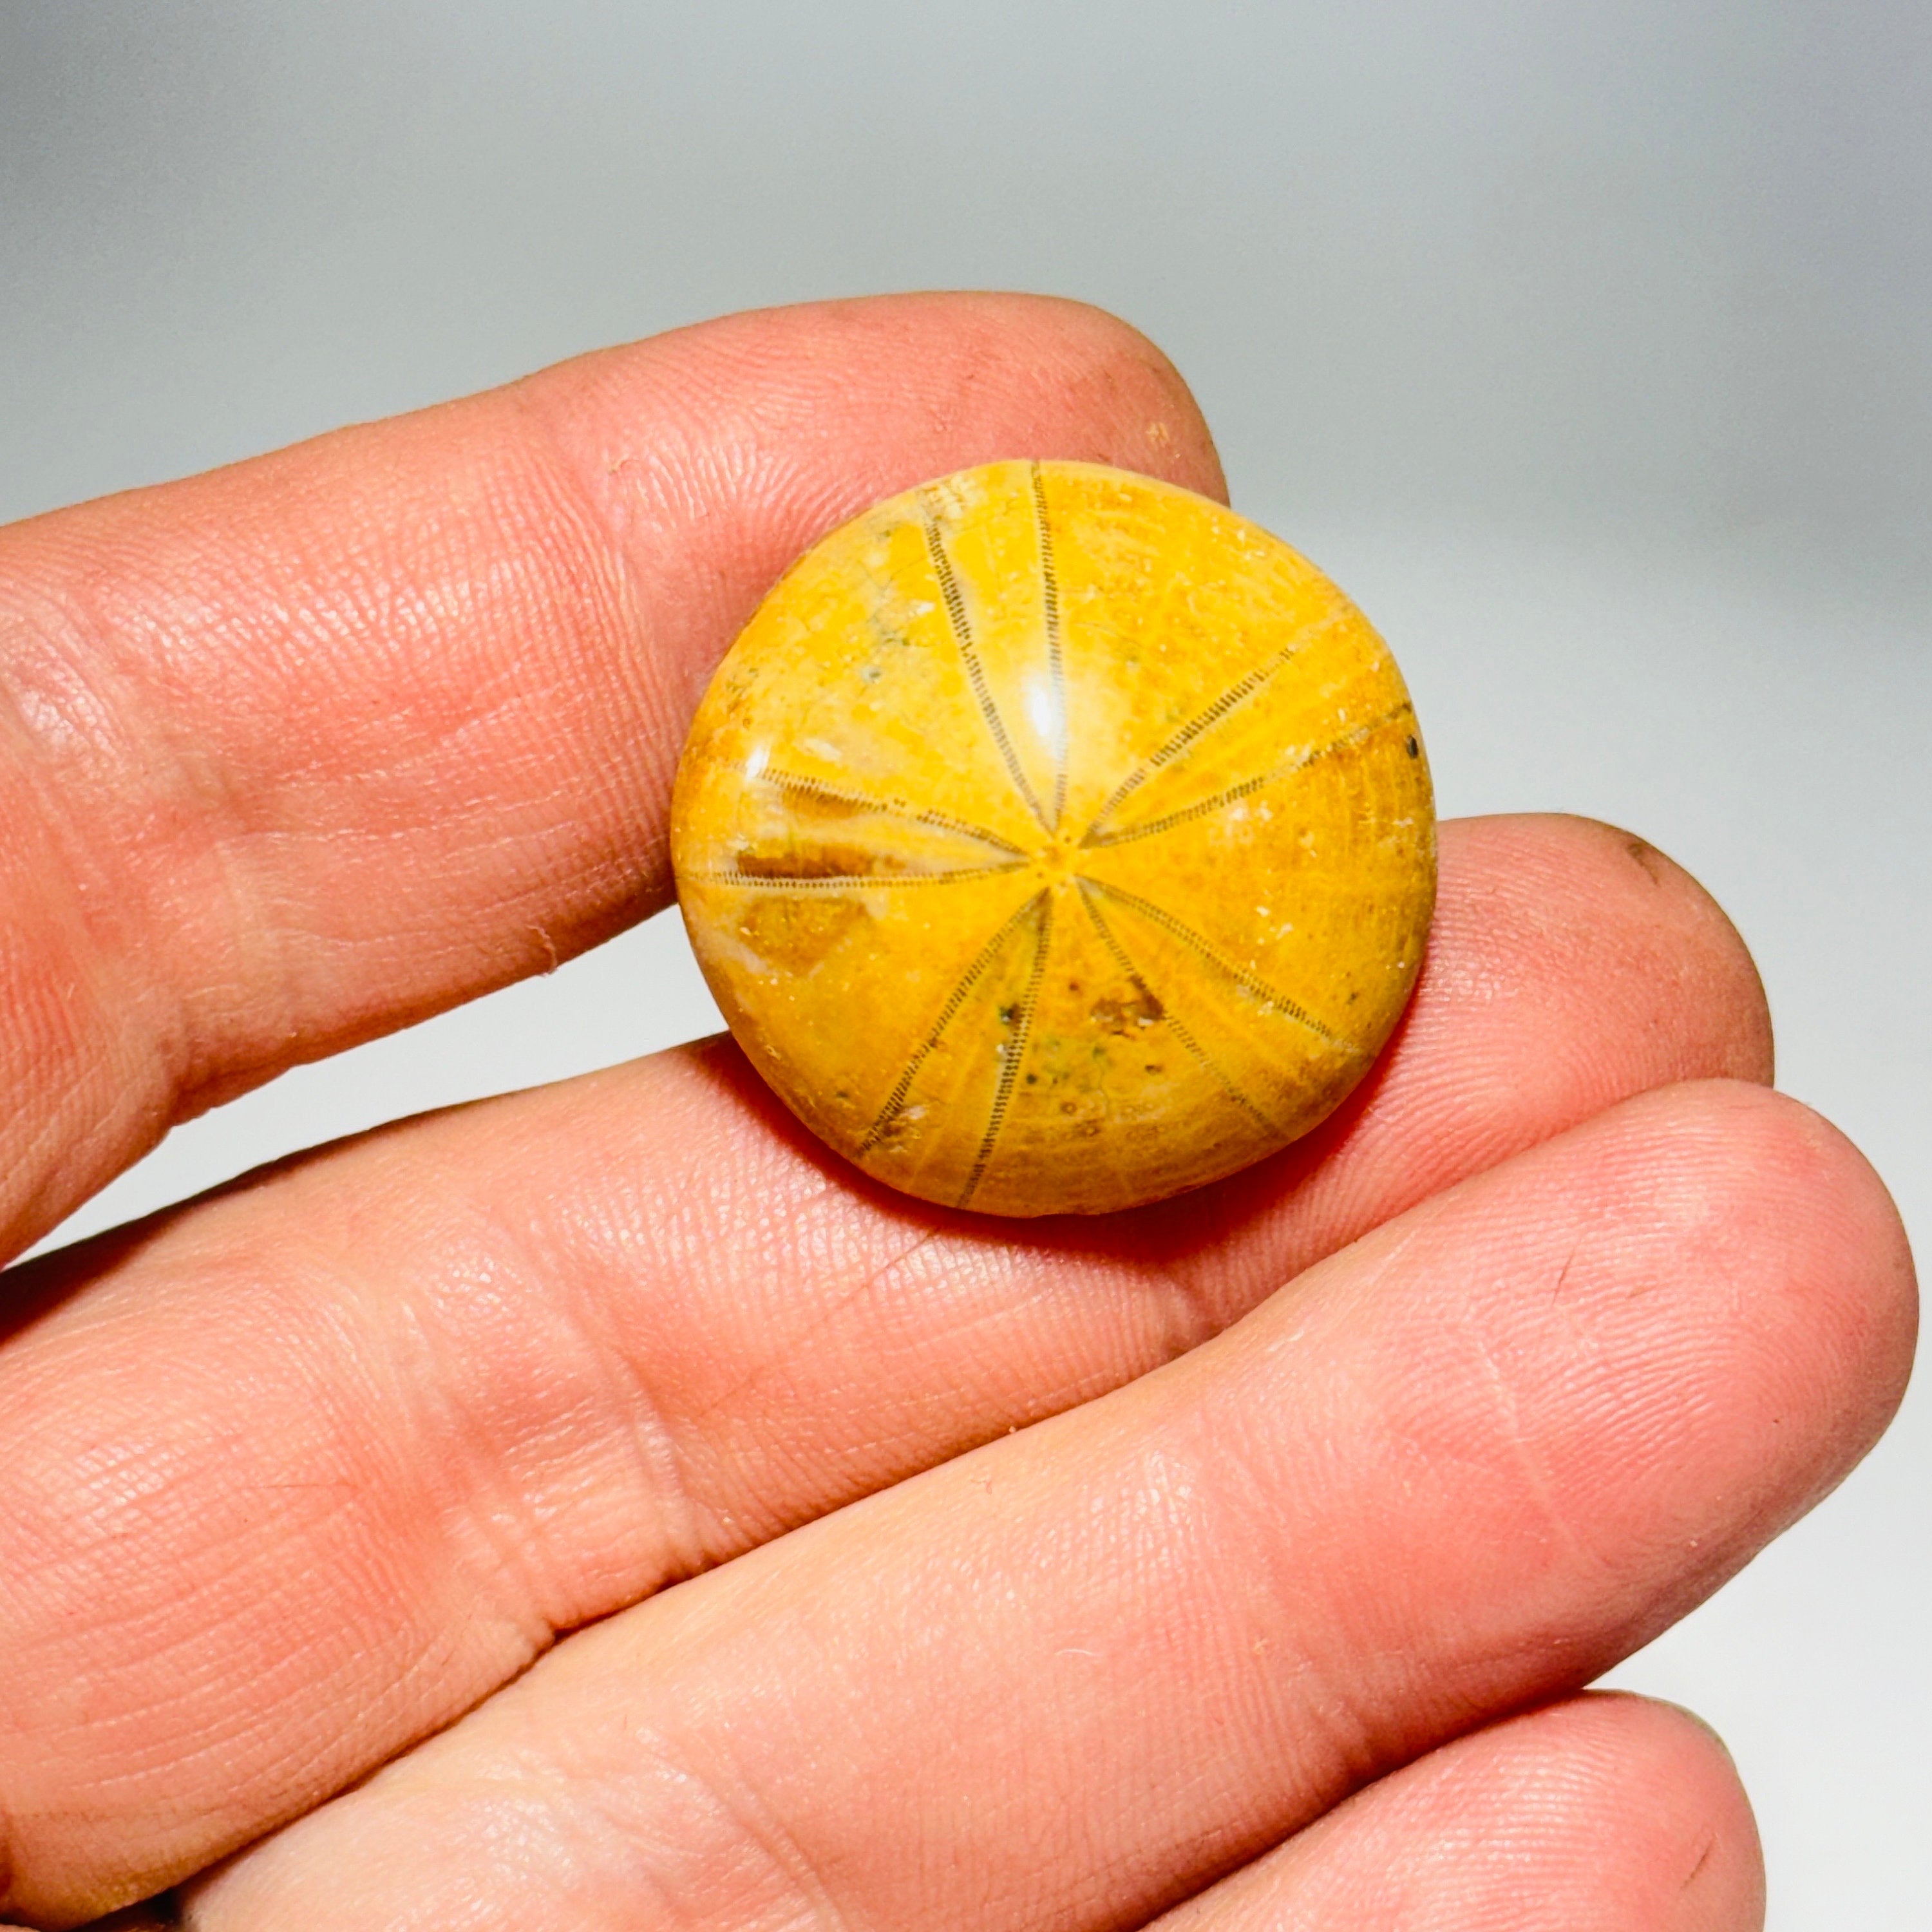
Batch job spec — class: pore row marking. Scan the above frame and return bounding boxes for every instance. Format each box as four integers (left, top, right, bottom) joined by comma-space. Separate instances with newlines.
1030, 461, 1070, 833
858, 889, 1048, 1158
921, 499, 1051, 833
1081, 876, 1363, 1056
1076, 884, 1281, 1137
757, 768, 1029, 857
956, 890, 1056, 1209
691, 862, 1028, 892
1079, 606, 1352, 844
1085, 701, 1417, 849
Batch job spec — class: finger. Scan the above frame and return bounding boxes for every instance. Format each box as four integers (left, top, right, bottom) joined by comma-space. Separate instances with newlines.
0, 812, 1771, 1920
176, 1081, 1913, 1932
1151, 1695, 1763, 1932
82, 1703, 1768, 1932
0, 292, 1224, 1258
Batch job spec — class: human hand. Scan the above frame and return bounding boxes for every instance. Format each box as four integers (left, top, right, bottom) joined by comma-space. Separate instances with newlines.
0, 295, 1912, 1931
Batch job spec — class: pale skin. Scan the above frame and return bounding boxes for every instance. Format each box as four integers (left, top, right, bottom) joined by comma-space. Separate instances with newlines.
0, 294, 1914, 1932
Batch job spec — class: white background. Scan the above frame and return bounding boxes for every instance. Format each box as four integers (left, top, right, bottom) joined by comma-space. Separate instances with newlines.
3, 5, 1926, 1923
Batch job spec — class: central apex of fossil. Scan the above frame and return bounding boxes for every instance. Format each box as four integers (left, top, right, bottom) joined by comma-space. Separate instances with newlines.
1036, 835, 1079, 878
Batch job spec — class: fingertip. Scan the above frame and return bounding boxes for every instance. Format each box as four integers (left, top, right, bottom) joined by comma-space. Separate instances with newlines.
538, 289, 1226, 535
1577, 817, 1774, 1086
988, 292, 1229, 501
1678, 1080, 1914, 1350
1441, 815, 1775, 1090
799, 290, 1229, 502
1710, 1083, 1918, 1453
1564, 1079, 1918, 1530
1447, 1694, 1767, 1932
1160, 1693, 1766, 1931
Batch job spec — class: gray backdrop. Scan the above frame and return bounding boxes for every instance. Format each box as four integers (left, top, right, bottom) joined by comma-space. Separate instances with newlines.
4, 3, 1926, 1924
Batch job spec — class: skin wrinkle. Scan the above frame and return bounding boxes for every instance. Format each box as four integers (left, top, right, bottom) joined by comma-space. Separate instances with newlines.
41, 1613, 362, 1891
583, 422, 811, 738
591, 1261, 847, 1536
397, 1148, 748, 1629
1680, 1829, 1719, 1893
381, 1239, 587, 1649
654, 1745, 858, 1932
680, 1222, 957, 1430
456, 1781, 655, 1932
25, 582, 296, 1095
1327, 1094, 1845, 1783
0, 713, 166, 1211
1444, 1310, 1607, 1585
911, 1250, 1211, 1422
361, 1728, 838, 1932
555, 1282, 715, 1615
690, 1217, 1201, 1486
487, 450, 658, 813
1139, 1412, 1388, 1883
638, 1126, 1224, 1533
623, 1056, 858, 1283
1162, 1387, 1398, 1837
0, 1388, 271, 1646
84, 1616, 336, 1815
167, 1265, 531, 1768
325, 1193, 581, 1641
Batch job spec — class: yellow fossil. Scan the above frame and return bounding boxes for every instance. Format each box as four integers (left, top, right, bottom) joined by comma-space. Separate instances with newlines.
671, 460, 1435, 1216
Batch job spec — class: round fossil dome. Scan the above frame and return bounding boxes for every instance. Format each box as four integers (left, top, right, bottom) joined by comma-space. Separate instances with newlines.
671, 460, 1435, 1217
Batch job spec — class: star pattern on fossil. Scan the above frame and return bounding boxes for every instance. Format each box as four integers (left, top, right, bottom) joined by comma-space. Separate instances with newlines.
697, 462, 1414, 1207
